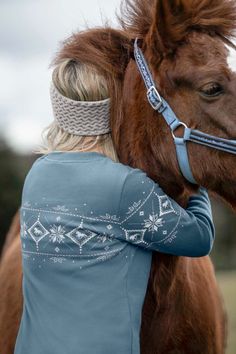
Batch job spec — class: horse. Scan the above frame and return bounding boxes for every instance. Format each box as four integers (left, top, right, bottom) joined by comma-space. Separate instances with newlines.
1, 0, 236, 353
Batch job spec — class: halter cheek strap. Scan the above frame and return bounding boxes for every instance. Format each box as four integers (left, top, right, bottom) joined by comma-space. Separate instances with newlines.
134, 38, 236, 185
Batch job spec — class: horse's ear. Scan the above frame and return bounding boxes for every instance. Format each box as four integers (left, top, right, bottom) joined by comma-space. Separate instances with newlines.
151, 0, 236, 55
151, 0, 191, 54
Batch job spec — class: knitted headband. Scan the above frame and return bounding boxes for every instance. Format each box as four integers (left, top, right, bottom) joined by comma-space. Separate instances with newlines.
49, 80, 111, 136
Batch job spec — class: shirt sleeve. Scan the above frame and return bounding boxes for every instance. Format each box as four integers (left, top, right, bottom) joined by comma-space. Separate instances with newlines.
117, 168, 215, 257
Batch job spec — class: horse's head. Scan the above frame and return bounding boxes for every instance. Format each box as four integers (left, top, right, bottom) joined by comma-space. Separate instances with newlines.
118, 0, 236, 209
51, 0, 236, 209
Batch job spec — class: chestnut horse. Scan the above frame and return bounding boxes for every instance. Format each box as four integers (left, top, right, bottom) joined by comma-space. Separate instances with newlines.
1, 0, 236, 353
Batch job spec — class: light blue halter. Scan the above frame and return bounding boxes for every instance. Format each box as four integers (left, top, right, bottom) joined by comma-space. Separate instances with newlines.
134, 38, 236, 185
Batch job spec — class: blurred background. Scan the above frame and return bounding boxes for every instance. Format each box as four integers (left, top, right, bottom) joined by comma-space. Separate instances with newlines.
0, 0, 235, 353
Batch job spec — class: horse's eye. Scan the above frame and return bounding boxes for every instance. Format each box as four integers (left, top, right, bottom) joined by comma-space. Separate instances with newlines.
200, 83, 224, 97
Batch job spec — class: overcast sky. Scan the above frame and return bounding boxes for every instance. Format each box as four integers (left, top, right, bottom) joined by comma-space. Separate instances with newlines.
0, 0, 120, 153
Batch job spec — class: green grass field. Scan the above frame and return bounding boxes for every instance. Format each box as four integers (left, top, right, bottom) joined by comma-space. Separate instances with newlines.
217, 271, 236, 354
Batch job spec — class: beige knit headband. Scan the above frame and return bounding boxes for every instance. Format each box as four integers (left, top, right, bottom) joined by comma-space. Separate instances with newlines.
49, 80, 111, 136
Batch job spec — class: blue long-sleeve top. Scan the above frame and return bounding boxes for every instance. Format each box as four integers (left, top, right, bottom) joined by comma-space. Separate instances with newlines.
14, 151, 215, 354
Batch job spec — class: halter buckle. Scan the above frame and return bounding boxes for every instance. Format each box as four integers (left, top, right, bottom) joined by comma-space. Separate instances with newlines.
147, 86, 163, 111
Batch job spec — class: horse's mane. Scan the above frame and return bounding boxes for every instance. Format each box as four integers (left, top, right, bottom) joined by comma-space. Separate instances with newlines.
49, 28, 131, 80
119, 0, 236, 41
118, 0, 154, 37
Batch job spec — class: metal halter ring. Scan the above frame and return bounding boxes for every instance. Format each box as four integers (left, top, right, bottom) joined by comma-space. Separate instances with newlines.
171, 121, 188, 139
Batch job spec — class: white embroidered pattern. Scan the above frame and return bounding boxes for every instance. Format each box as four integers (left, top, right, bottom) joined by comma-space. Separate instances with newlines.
50, 257, 67, 264
97, 234, 113, 243
22, 206, 121, 225
156, 194, 176, 216
28, 216, 50, 250
121, 185, 155, 223
49, 225, 66, 243
65, 227, 97, 254
21, 182, 182, 265
52, 205, 69, 212
21, 208, 125, 265
99, 213, 120, 222
144, 213, 164, 232
149, 209, 182, 245
126, 200, 142, 215
22, 248, 124, 258
164, 231, 178, 244
123, 229, 148, 245
95, 252, 119, 263
21, 221, 28, 238
22, 247, 125, 266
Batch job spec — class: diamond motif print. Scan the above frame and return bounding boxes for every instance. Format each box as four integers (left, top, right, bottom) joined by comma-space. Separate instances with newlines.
28, 220, 49, 244
158, 195, 175, 216
65, 227, 97, 251
124, 229, 147, 244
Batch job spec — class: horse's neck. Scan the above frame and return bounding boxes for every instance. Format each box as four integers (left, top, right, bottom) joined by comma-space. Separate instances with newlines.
148, 173, 190, 208
118, 148, 190, 208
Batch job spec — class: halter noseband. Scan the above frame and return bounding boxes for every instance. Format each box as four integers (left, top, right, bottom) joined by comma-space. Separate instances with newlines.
133, 38, 236, 185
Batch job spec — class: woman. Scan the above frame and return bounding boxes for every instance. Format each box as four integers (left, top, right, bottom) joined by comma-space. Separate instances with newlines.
14, 57, 215, 354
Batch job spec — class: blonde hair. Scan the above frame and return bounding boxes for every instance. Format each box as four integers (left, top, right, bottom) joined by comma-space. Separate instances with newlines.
34, 58, 119, 162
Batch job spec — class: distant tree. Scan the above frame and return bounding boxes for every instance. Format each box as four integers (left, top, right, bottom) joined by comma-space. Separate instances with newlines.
0, 136, 35, 251
211, 198, 236, 270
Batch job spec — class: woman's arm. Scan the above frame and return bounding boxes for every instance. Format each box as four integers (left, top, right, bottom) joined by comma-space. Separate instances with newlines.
117, 169, 215, 257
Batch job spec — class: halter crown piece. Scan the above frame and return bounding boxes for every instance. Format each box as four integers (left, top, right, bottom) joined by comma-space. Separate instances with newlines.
49, 80, 111, 136
133, 38, 236, 185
